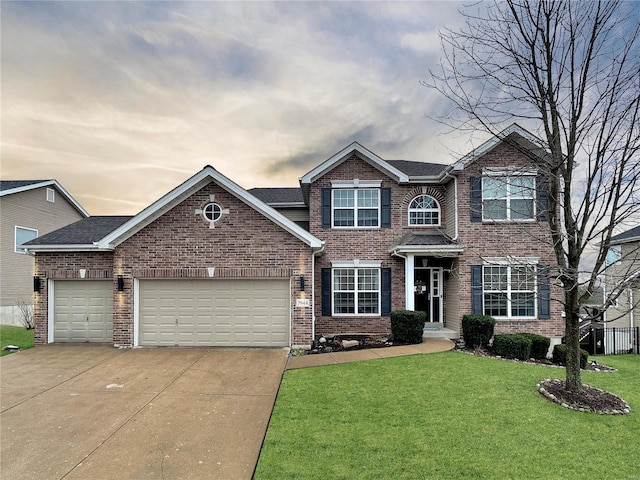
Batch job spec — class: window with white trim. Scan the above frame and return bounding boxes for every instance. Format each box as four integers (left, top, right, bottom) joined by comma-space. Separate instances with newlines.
15, 226, 38, 253
483, 264, 537, 317
202, 202, 223, 223
332, 189, 380, 227
482, 175, 535, 220
46, 188, 55, 203
333, 268, 380, 315
408, 195, 440, 225
606, 245, 622, 265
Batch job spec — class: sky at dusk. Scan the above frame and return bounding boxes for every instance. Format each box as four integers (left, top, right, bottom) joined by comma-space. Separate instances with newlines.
2, 1, 487, 215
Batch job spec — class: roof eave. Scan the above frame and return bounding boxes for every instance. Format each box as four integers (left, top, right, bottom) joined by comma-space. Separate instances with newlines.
450, 124, 549, 171
0, 180, 90, 217
405, 175, 446, 184
265, 202, 307, 208
611, 236, 640, 246
97, 166, 323, 250
25, 244, 112, 254
389, 245, 465, 254
299, 142, 409, 185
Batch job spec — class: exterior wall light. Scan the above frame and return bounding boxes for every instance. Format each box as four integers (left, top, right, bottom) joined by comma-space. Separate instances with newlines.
299, 274, 305, 292
117, 275, 125, 292
33, 276, 42, 292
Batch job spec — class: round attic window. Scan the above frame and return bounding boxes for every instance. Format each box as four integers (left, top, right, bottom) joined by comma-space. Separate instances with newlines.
203, 202, 223, 222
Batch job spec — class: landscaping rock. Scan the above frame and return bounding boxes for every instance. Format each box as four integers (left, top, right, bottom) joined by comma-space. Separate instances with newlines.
341, 340, 359, 349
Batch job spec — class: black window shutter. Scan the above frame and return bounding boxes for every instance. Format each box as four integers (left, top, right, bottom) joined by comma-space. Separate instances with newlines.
470, 177, 482, 222
536, 176, 549, 222
538, 264, 551, 319
381, 188, 391, 228
321, 268, 331, 316
322, 188, 331, 228
471, 265, 483, 314
381, 268, 392, 315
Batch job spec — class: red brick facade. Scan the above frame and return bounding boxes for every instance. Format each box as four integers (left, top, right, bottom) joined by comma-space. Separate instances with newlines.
34, 181, 314, 346
33, 134, 565, 349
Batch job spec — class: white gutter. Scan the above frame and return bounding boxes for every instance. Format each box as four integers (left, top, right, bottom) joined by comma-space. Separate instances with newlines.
24, 244, 112, 254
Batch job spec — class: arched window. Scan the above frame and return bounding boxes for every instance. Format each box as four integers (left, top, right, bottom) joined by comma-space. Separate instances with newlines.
408, 195, 440, 225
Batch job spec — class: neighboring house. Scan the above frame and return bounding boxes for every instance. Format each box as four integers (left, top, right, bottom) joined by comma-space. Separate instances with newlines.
26, 124, 564, 348
0, 180, 89, 326
604, 225, 640, 329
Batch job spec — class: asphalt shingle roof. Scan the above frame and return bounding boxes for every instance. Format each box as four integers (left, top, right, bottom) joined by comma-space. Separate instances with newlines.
25, 216, 133, 246
0, 180, 51, 192
249, 187, 304, 204
611, 225, 640, 244
386, 160, 449, 177
395, 232, 456, 246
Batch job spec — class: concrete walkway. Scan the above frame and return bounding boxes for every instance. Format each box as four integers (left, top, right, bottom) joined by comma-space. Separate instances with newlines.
286, 337, 455, 370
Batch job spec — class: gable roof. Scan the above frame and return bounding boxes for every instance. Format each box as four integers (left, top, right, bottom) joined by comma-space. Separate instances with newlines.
24, 216, 133, 250
450, 123, 551, 171
299, 142, 411, 185
249, 187, 305, 206
23, 166, 324, 253
611, 225, 640, 245
386, 160, 449, 177
0, 179, 89, 217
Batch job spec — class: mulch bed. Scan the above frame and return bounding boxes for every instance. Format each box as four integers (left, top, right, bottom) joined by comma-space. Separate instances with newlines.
537, 379, 630, 415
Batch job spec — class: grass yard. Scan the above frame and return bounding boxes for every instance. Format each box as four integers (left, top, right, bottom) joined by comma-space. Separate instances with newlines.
255, 352, 639, 479
0, 325, 35, 356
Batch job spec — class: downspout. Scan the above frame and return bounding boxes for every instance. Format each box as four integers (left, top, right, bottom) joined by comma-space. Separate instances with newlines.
443, 171, 459, 241
629, 288, 634, 329
311, 243, 326, 342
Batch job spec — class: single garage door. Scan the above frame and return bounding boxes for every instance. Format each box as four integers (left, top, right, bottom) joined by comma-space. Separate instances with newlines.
139, 279, 290, 347
54, 280, 113, 342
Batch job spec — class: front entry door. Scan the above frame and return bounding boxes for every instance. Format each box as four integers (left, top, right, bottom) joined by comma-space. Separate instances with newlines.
414, 267, 442, 323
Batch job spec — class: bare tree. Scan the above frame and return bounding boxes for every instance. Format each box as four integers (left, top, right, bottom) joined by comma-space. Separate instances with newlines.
428, 0, 640, 392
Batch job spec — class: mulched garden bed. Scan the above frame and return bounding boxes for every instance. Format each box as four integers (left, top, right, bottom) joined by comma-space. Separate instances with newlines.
538, 379, 630, 415
300, 334, 395, 355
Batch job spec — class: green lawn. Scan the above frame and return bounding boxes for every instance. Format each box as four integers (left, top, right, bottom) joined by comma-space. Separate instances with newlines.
255, 352, 639, 479
0, 325, 35, 356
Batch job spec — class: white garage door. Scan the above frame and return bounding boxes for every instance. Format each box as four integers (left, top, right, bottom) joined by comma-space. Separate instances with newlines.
54, 280, 113, 342
138, 279, 290, 347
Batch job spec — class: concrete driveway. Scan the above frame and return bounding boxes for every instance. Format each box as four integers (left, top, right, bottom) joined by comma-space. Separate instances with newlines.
1, 345, 288, 479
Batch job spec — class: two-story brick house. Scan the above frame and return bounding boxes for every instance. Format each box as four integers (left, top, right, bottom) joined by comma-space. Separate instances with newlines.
26, 124, 564, 348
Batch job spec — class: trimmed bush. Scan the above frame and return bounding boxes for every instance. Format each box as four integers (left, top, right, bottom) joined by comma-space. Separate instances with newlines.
518, 333, 551, 360
390, 310, 426, 344
552, 344, 589, 368
462, 314, 496, 349
492, 334, 532, 360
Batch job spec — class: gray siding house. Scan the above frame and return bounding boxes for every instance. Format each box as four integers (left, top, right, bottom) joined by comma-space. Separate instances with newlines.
0, 180, 88, 325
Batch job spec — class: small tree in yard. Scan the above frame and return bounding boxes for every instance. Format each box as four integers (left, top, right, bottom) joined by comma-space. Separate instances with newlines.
428, 0, 640, 394
17, 299, 35, 330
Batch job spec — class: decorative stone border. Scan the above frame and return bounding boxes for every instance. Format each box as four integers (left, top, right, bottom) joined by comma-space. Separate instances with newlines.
537, 378, 631, 415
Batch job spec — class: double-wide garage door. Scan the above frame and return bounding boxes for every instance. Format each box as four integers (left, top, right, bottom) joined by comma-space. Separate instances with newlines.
54, 280, 113, 342
139, 279, 290, 347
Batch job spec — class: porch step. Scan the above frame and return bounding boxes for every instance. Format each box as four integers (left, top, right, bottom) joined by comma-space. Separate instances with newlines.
423, 327, 459, 340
